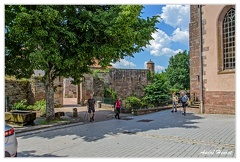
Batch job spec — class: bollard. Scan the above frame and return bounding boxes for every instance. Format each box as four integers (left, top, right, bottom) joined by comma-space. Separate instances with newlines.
5, 96, 9, 112
97, 101, 102, 108
73, 108, 78, 117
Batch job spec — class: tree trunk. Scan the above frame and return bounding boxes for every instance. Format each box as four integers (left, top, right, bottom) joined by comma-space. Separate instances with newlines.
45, 71, 55, 122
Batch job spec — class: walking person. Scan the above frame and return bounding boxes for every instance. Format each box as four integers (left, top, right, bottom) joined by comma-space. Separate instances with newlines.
87, 95, 96, 122
181, 91, 189, 116
114, 97, 122, 119
171, 92, 178, 112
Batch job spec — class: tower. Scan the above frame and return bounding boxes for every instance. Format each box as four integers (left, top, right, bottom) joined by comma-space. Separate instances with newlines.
146, 59, 155, 74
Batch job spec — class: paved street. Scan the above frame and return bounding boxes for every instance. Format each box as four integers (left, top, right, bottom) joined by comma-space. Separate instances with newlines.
16, 109, 235, 158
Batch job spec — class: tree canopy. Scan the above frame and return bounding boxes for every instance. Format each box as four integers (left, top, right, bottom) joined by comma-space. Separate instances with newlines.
143, 72, 169, 106
5, 5, 159, 121
165, 50, 190, 91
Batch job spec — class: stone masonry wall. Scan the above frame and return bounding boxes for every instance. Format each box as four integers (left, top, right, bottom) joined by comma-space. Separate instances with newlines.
29, 77, 45, 104
189, 5, 201, 101
203, 91, 235, 114
5, 77, 63, 109
5, 79, 30, 109
109, 69, 149, 98
29, 76, 63, 106
53, 77, 63, 107
92, 69, 149, 99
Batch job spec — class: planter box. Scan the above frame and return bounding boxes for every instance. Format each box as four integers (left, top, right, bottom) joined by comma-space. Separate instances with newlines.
121, 108, 132, 114
5, 110, 36, 126
132, 106, 171, 116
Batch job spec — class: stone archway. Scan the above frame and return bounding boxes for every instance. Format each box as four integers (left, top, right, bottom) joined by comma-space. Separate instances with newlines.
62, 78, 78, 106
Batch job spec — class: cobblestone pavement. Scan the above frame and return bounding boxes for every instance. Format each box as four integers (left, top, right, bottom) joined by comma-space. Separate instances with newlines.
16, 109, 235, 158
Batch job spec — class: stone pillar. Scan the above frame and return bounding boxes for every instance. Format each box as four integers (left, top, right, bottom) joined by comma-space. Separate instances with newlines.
189, 5, 201, 102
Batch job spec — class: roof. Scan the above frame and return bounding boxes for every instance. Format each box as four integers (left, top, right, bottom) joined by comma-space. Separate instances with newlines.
147, 59, 154, 64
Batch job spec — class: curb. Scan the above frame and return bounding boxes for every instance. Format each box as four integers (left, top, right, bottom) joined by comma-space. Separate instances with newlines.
15, 121, 83, 136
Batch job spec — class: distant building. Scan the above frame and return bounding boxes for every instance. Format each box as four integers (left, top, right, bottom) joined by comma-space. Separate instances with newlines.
189, 5, 235, 114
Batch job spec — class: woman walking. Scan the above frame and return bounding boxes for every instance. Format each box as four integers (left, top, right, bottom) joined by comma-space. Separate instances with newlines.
115, 97, 122, 119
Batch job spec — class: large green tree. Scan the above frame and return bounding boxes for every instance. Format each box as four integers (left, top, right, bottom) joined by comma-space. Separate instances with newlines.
165, 50, 190, 91
143, 72, 169, 106
5, 5, 159, 121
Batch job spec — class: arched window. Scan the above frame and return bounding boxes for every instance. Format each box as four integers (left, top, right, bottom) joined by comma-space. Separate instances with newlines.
223, 8, 235, 70
217, 5, 235, 73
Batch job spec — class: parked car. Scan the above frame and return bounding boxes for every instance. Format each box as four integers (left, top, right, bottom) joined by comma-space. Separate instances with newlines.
5, 123, 18, 157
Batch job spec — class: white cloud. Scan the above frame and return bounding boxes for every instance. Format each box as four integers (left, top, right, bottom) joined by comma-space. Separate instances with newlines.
147, 5, 189, 57
147, 29, 183, 57
155, 65, 166, 73
160, 5, 190, 31
171, 28, 189, 45
144, 61, 148, 69
161, 48, 183, 57
111, 59, 136, 68
147, 29, 171, 56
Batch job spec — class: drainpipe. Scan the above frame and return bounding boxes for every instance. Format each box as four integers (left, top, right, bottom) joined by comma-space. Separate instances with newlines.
198, 5, 203, 114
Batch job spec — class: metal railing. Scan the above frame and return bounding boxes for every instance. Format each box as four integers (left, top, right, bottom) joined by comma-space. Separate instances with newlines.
94, 97, 115, 105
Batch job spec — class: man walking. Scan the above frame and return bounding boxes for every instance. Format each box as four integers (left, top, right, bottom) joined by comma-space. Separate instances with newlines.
87, 95, 96, 122
181, 91, 189, 116
171, 92, 178, 112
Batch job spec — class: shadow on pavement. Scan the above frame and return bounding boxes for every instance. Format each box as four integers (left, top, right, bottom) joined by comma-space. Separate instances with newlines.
17, 150, 68, 157
19, 109, 204, 143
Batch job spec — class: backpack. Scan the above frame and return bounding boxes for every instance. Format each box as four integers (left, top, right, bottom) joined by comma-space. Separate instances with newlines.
181, 95, 188, 102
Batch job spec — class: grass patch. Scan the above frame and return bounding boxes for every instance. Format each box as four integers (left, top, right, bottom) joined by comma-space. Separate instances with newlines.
39, 118, 70, 125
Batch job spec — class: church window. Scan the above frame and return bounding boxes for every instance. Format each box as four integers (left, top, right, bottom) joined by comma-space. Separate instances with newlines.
222, 8, 235, 70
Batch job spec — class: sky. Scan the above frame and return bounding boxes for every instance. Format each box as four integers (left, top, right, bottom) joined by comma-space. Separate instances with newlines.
111, 5, 190, 73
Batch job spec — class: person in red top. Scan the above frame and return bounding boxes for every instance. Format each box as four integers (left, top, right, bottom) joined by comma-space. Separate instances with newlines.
114, 97, 122, 119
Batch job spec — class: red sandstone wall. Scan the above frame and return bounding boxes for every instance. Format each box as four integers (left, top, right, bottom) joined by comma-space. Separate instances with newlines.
204, 91, 235, 114
189, 5, 201, 101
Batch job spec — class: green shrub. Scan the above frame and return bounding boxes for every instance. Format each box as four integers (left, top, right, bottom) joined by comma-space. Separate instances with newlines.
104, 87, 117, 103
13, 99, 28, 110
124, 96, 142, 109
12, 99, 46, 115
30, 100, 46, 115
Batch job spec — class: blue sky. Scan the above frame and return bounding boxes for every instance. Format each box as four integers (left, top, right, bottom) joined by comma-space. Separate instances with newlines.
111, 5, 190, 73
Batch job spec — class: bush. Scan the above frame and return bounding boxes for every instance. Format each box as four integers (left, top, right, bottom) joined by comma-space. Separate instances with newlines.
12, 99, 46, 115
123, 96, 142, 109
29, 100, 46, 115
104, 87, 117, 103
12, 99, 28, 110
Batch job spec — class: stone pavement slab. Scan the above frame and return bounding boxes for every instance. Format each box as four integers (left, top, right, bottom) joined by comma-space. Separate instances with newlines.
16, 109, 235, 158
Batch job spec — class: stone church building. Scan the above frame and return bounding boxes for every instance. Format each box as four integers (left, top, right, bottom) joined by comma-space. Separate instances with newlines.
189, 5, 235, 114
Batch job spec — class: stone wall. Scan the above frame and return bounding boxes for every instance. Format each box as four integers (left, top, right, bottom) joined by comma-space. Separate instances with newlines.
92, 68, 149, 99
109, 69, 149, 98
29, 77, 45, 104
5, 79, 30, 109
5, 77, 63, 109
189, 5, 201, 101
53, 77, 63, 107
203, 91, 235, 114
